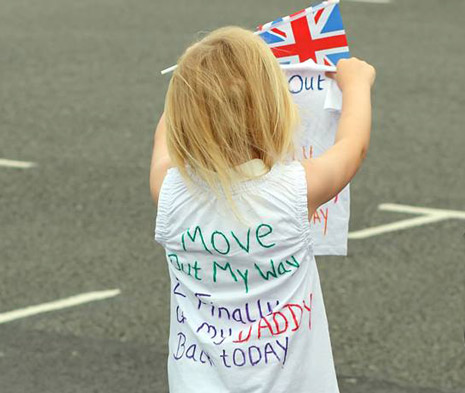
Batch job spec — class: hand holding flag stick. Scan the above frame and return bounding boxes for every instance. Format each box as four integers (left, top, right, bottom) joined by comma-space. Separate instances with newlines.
160, 0, 349, 75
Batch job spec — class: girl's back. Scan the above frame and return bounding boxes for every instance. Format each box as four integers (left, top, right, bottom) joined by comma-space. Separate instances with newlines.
155, 158, 339, 392
151, 24, 374, 393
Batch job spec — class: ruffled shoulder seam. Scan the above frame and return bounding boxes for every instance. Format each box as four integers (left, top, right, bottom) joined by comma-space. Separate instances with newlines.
291, 161, 315, 252
154, 171, 174, 247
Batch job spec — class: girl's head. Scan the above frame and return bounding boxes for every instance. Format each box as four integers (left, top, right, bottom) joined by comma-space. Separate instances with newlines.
164, 26, 299, 217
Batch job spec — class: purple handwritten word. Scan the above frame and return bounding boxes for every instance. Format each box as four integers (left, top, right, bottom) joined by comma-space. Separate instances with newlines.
175, 305, 186, 324
196, 322, 233, 345
172, 279, 186, 298
220, 337, 289, 367
173, 332, 214, 366
173, 332, 289, 368
195, 292, 280, 324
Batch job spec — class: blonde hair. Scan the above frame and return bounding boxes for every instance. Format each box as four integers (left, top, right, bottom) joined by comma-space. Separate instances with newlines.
164, 26, 300, 223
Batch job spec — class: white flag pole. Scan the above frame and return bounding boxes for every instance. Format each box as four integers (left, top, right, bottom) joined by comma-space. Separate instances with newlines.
161, 59, 336, 76
160, 64, 179, 75
160, 0, 340, 75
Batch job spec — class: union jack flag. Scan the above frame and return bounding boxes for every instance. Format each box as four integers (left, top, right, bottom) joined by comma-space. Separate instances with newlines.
257, 0, 350, 66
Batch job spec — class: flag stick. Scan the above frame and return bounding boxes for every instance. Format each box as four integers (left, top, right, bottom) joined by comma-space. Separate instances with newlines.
160, 0, 340, 75
161, 60, 336, 75
160, 64, 179, 75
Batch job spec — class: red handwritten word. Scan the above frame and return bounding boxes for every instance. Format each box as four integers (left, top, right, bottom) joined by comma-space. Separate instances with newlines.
291, 145, 314, 160
233, 292, 313, 343
301, 145, 313, 159
312, 208, 329, 235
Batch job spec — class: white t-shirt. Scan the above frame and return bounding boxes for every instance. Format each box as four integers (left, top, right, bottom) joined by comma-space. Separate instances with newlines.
154, 159, 340, 393
284, 63, 349, 256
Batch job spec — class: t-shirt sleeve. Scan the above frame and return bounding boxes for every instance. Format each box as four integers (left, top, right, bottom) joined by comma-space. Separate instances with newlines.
154, 173, 171, 248
293, 161, 315, 251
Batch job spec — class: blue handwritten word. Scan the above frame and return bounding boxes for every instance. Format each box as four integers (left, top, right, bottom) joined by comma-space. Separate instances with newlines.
288, 74, 325, 94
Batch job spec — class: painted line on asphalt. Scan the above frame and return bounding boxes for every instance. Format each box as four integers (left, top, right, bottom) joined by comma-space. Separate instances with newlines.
349, 203, 465, 239
0, 289, 121, 325
345, 0, 391, 4
378, 203, 465, 219
0, 158, 37, 169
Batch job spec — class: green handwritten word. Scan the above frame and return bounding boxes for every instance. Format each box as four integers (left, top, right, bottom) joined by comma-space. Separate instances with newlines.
230, 228, 251, 253
212, 261, 249, 293
255, 224, 275, 248
168, 253, 202, 281
182, 226, 213, 254
211, 231, 230, 255
181, 224, 275, 255
254, 255, 300, 280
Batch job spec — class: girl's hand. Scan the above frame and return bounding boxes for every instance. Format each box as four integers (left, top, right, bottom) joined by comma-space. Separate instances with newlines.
326, 57, 376, 91
304, 57, 375, 218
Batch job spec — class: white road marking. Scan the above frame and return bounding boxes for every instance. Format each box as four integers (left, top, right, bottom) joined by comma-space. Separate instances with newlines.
0, 158, 37, 169
349, 203, 465, 239
378, 203, 465, 219
345, 0, 391, 4
0, 289, 121, 325
349, 215, 447, 239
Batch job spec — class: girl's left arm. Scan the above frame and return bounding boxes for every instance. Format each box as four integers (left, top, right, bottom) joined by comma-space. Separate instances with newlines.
149, 112, 173, 206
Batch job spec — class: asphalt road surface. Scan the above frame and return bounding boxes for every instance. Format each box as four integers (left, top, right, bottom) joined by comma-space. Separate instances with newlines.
1, 0, 464, 392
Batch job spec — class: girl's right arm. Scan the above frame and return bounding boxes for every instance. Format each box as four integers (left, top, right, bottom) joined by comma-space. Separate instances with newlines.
150, 112, 173, 206
302, 57, 376, 219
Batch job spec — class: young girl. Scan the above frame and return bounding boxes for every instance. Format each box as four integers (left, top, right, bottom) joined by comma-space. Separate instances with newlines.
150, 27, 375, 393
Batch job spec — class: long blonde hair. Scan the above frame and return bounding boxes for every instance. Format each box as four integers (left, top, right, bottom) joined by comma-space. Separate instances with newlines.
164, 26, 300, 222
